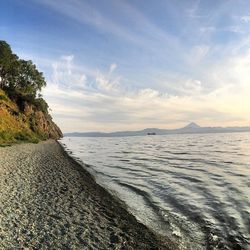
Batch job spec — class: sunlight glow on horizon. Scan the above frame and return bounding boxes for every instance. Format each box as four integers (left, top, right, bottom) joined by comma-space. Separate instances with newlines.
1, 0, 250, 132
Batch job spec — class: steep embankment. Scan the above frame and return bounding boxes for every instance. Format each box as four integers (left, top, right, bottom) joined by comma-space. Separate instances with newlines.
0, 89, 62, 145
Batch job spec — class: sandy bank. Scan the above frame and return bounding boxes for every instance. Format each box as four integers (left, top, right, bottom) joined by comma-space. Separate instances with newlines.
0, 140, 174, 249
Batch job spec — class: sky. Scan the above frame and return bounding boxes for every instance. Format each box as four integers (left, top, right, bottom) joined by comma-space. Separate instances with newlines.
1, 0, 250, 132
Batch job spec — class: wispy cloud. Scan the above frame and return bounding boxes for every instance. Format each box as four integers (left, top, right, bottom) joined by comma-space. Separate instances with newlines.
29, 0, 185, 61
109, 63, 117, 74
186, 45, 210, 66
42, 52, 250, 132
241, 15, 250, 23
4, 0, 250, 131
186, 0, 203, 19
29, 0, 144, 45
51, 55, 87, 89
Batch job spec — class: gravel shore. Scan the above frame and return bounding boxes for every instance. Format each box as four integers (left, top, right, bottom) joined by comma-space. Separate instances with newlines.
0, 140, 173, 249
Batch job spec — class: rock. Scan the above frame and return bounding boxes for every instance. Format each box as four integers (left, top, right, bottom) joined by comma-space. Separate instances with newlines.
0, 92, 62, 143
110, 232, 119, 244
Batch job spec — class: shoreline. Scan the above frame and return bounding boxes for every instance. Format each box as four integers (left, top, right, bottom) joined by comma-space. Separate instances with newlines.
0, 140, 175, 249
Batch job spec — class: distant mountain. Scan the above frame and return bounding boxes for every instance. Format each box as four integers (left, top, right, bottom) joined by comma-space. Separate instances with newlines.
183, 122, 201, 129
64, 123, 250, 137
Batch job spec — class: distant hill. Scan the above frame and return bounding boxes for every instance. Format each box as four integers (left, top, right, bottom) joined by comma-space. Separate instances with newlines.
183, 122, 201, 129
64, 122, 250, 137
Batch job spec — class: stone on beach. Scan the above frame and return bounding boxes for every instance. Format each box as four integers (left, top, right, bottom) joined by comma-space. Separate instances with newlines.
0, 140, 173, 249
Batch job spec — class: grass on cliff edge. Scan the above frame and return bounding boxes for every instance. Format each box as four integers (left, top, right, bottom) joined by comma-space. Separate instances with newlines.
0, 90, 43, 146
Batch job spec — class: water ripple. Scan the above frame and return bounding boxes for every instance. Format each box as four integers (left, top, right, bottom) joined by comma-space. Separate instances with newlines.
61, 132, 250, 249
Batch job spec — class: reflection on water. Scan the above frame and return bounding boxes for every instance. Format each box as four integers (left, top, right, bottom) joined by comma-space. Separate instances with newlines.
61, 133, 250, 249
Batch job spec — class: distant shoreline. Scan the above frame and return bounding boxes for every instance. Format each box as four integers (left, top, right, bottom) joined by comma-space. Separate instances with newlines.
64, 129, 250, 138
0, 140, 174, 249
64, 123, 250, 138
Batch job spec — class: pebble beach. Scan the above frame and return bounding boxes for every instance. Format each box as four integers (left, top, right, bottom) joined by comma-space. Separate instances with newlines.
0, 140, 173, 249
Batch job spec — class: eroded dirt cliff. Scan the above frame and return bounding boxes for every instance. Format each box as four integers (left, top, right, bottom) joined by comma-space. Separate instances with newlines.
0, 89, 62, 144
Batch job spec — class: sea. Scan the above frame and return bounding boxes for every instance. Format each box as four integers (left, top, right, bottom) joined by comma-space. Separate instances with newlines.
60, 132, 250, 249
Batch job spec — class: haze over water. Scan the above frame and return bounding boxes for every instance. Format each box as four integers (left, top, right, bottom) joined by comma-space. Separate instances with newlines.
61, 132, 250, 249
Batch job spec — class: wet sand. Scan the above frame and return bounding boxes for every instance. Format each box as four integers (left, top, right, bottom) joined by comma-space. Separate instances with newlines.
0, 140, 174, 249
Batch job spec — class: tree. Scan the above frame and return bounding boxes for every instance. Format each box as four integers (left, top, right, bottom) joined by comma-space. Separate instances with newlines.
17, 59, 46, 96
0, 41, 19, 89
0, 40, 46, 96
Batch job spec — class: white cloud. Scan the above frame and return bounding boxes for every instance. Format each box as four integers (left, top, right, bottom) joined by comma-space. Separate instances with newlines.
241, 16, 250, 23
184, 79, 202, 94
96, 73, 116, 92
50, 55, 87, 88
28, 0, 250, 132
138, 88, 160, 98
187, 45, 210, 65
61, 55, 74, 61
186, 0, 205, 19
29, 0, 184, 60
200, 26, 216, 34
30, 0, 143, 45
61, 55, 74, 74
109, 63, 117, 74
225, 26, 244, 34
42, 52, 250, 132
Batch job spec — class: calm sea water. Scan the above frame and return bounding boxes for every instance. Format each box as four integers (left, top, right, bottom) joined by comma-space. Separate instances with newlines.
60, 133, 250, 249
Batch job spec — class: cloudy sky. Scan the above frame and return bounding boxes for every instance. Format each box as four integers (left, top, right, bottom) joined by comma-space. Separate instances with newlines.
1, 0, 250, 132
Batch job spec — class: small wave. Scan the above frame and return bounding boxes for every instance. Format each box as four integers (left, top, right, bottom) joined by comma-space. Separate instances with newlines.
61, 132, 250, 249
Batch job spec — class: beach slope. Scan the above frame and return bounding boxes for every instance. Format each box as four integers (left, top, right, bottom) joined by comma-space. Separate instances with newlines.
0, 140, 172, 249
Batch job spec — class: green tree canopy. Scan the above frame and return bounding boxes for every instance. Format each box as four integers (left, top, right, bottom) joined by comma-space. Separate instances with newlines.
0, 41, 19, 89
0, 40, 46, 97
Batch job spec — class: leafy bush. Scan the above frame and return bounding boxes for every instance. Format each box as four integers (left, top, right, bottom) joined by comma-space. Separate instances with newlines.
34, 98, 49, 114
0, 130, 13, 142
0, 95, 8, 102
14, 132, 40, 143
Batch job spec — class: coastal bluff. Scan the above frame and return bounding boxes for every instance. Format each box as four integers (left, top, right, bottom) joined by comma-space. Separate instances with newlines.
0, 40, 62, 145
0, 88, 62, 144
